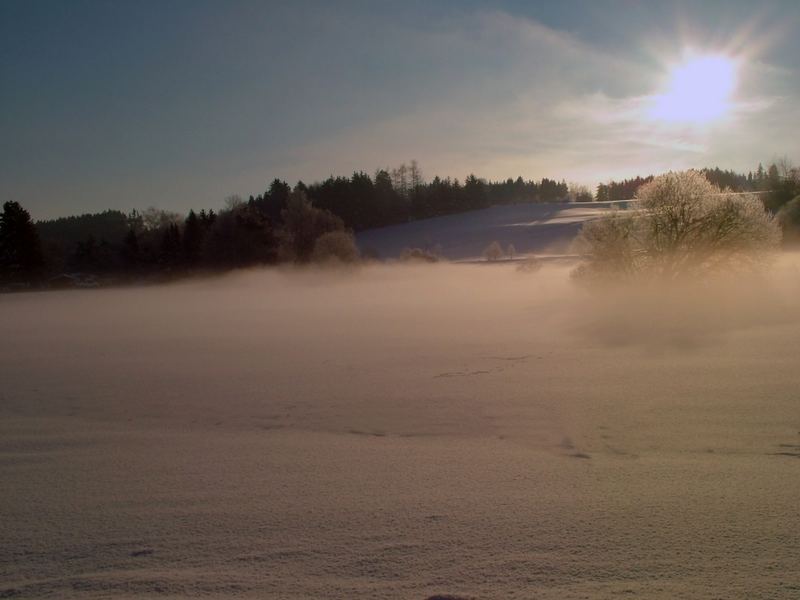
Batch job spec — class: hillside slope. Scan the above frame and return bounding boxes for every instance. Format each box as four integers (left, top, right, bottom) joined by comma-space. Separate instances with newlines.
356, 201, 624, 261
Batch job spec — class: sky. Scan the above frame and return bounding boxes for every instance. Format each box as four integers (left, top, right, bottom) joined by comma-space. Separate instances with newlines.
1, 0, 799, 219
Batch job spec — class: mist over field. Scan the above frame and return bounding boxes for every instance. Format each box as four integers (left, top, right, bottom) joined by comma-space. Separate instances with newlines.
3, 1, 800, 596
3, 258, 800, 599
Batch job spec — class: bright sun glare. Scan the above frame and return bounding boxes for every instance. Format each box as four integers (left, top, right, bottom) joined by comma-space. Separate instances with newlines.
649, 55, 738, 124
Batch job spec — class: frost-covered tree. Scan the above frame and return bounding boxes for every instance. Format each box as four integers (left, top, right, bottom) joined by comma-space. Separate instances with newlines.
484, 240, 504, 261
574, 170, 780, 282
311, 230, 360, 263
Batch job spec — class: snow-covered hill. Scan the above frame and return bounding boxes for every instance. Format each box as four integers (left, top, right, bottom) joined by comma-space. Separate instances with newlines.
356, 201, 626, 261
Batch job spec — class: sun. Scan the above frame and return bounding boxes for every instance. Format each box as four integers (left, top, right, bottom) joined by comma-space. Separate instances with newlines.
648, 54, 738, 124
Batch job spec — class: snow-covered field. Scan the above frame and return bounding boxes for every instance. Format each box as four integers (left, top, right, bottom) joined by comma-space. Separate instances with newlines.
356, 202, 624, 260
3, 257, 800, 599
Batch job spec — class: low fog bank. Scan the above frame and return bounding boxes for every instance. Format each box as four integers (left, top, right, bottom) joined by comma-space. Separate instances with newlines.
3, 257, 800, 598
4, 257, 800, 472
7, 255, 800, 375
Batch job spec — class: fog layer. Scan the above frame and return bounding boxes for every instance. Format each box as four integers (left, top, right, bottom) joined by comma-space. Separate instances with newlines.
2, 260, 800, 599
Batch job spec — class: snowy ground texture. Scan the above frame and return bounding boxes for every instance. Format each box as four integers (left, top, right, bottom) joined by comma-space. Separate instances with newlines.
3, 215, 800, 599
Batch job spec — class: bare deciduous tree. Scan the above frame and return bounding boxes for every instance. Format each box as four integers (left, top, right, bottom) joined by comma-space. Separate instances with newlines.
409, 160, 424, 191
223, 195, 244, 212
141, 206, 182, 231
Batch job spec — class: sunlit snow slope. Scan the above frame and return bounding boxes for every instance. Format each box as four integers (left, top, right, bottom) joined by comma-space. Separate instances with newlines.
356, 201, 626, 260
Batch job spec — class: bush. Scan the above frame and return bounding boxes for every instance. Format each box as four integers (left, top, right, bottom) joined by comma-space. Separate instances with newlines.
400, 247, 439, 263
574, 170, 780, 282
516, 255, 542, 273
311, 230, 360, 264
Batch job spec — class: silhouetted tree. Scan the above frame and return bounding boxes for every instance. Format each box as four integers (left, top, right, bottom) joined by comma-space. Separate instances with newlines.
72, 235, 117, 273
182, 210, 204, 265
597, 175, 654, 201
37, 210, 129, 249
204, 202, 276, 268
261, 179, 291, 222
120, 228, 140, 270
700, 167, 750, 192
464, 175, 489, 209
0, 201, 44, 281
374, 168, 404, 223
159, 223, 181, 266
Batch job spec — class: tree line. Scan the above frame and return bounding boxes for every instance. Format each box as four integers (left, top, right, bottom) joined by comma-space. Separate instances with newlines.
1, 162, 571, 287
1, 160, 798, 288
595, 164, 796, 203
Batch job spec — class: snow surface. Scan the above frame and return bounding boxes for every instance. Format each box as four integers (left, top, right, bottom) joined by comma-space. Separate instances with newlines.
2, 259, 800, 599
355, 202, 624, 261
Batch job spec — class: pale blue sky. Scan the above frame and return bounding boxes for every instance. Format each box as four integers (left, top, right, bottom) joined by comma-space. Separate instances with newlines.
2, 1, 798, 218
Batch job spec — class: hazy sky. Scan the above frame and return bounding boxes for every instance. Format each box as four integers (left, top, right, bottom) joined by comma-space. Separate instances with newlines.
2, 0, 799, 219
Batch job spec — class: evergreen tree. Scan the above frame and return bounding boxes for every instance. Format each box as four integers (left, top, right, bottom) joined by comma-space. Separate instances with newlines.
262, 179, 291, 222
464, 174, 489, 209
74, 235, 98, 271
768, 163, 780, 187
0, 201, 44, 281
160, 223, 182, 266
756, 163, 765, 186
182, 210, 204, 265
121, 228, 140, 269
